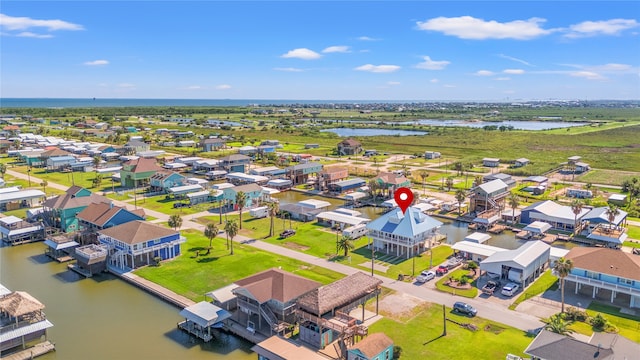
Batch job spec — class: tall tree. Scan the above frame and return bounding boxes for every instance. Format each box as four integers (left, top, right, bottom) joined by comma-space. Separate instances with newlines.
455, 189, 466, 216
40, 180, 48, 194
168, 214, 183, 231
605, 204, 620, 230
204, 222, 218, 249
508, 194, 520, 225
224, 219, 239, 255
570, 199, 583, 234
473, 175, 483, 188
445, 176, 454, 192
267, 201, 279, 237
554, 257, 574, 313
93, 156, 101, 169
235, 191, 247, 230
0, 163, 6, 179
337, 235, 355, 257
418, 170, 429, 194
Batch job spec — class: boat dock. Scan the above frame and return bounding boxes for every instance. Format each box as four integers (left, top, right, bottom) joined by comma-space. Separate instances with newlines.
114, 270, 195, 309
2, 341, 55, 360
67, 263, 93, 277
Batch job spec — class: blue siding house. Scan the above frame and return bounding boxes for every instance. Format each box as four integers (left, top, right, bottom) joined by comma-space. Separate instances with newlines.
223, 183, 263, 209
97, 221, 185, 270
564, 247, 640, 308
150, 171, 187, 193
76, 202, 145, 232
347, 333, 394, 360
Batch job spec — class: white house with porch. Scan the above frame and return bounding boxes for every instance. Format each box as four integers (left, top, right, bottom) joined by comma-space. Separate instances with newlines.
366, 206, 443, 259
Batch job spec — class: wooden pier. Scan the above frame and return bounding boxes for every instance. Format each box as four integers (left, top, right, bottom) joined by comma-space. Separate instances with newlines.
2, 341, 55, 360
68, 263, 93, 278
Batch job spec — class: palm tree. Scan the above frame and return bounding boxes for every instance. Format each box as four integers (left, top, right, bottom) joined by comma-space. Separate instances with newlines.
93, 156, 101, 169
0, 163, 6, 179
224, 219, 239, 255
204, 222, 218, 249
418, 170, 429, 194
445, 176, 454, 191
605, 204, 620, 230
168, 214, 183, 231
337, 235, 355, 257
454, 189, 466, 216
473, 175, 483, 188
544, 313, 574, 335
267, 201, 279, 237
554, 257, 574, 313
235, 191, 247, 230
508, 194, 520, 225
368, 179, 380, 204
40, 180, 48, 194
570, 199, 583, 234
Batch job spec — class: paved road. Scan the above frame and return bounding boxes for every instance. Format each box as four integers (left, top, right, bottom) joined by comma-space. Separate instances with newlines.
6, 168, 546, 331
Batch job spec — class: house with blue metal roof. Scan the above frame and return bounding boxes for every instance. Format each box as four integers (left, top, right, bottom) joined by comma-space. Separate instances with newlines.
327, 178, 366, 193
366, 206, 443, 259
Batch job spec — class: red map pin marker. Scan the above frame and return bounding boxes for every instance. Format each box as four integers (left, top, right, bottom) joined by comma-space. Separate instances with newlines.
394, 187, 413, 214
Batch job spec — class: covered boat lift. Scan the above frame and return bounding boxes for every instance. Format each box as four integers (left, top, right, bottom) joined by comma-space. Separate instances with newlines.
178, 301, 232, 342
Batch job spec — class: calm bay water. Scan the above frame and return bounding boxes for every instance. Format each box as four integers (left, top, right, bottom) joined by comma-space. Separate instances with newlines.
0, 243, 255, 360
320, 128, 429, 137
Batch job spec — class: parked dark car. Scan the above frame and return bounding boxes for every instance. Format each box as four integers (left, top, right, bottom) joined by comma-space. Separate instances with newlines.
453, 302, 477, 317
173, 202, 191, 208
279, 229, 296, 238
436, 265, 449, 276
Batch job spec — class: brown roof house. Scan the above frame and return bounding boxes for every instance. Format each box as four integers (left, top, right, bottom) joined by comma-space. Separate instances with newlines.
97, 220, 185, 270
337, 138, 362, 156
230, 268, 321, 336
42, 186, 111, 233
297, 272, 382, 349
76, 202, 146, 245
120, 157, 162, 188
347, 333, 395, 360
563, 247, 640, 308
318, 166, 349, 191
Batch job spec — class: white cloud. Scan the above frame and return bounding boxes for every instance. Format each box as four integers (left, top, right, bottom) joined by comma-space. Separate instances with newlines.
415, 56, 450, 70
387, 81, 400, 86
416, 16, 553, 40
0, 13, 84, 31
16, 31, 53, 38
354, 64, 400, 73
569, 71, 605, 80
84, 60, 109, 66
274, 67, 304, 72
503, 69, 525, 74
495, 77, 511, 81
592, 63, 633, 72
281, 48, 321, 60
443, 84, 456, 88
322, 45, 350, 53
430, 79, 439, 83
566, 19, 639, 38
498, 54, 533, 66
357, 36, 380, 41
216, 84, 231, 90
474, 70, 494, 76
184, 85, 203, 90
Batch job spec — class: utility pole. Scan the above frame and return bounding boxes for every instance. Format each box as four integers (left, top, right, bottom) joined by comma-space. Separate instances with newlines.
370, 236, 375, 276
442, 304, 447, 336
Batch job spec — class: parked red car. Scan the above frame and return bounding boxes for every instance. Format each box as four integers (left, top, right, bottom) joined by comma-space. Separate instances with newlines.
436, 265, 449, 276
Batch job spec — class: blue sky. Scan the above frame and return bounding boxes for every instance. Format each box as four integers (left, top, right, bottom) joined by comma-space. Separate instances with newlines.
1, 1, 639, 101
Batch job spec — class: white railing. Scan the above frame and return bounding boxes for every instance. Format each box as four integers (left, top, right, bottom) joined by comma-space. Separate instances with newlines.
131, 237, 186, 256
566, 274, 640, 296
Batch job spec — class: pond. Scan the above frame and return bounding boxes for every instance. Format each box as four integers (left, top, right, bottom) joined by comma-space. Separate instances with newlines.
323, 119, 588, 131
320, 128, 428, 137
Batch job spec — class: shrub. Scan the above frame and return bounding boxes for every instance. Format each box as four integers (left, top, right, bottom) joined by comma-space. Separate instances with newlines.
589, 313, 608, 330
153, 256, 162, 266
564, 307, 588, 322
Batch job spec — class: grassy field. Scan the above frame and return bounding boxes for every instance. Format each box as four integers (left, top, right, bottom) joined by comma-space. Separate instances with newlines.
367, 297, 532, 359
134, 229, 345, 301
568, 302, 640, 342
509, 270, 558, 310
577, 169, 640, 186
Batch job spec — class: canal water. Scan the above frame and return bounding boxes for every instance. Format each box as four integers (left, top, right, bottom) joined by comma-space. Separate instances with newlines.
0, 243, 255, 360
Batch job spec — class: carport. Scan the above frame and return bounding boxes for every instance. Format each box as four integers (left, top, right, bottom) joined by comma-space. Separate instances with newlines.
480, 240, 550, 287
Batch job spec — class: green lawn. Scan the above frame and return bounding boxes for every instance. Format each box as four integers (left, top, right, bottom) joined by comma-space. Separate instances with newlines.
434, 268, 479, 298
577, 169, 640, 186
509, 270, 558, 310
134, 229, 345, 301
625, 224, 640, 240
134, 195, 215, 216
367, 298, 532, 359
568, 302, 640, 342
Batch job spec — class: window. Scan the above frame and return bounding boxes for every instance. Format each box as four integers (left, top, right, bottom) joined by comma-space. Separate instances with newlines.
585, 271, 599, 280
618, 278, 633, 286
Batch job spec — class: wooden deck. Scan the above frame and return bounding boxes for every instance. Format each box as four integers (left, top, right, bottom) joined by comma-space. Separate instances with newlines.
2, 341, 55, 360
68, 263, 93, 278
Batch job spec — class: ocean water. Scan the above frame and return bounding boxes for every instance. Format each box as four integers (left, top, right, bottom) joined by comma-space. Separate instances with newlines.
0, 98, 399, 108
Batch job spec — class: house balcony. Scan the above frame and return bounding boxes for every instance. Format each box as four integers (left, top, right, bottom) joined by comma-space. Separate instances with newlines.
586, 224, 627, 245
131, 236, 186, 256
564, 274, 640, 297
75, 244, 108, 261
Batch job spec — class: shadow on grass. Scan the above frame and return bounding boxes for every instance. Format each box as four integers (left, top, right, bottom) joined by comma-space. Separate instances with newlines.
422, 333, 446, 346
196, 257, 219, 263
188, 246, 207, 252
